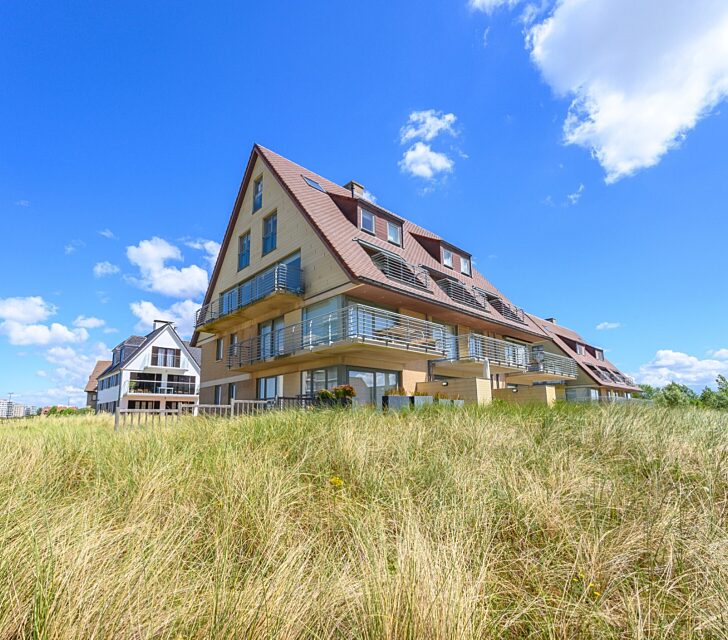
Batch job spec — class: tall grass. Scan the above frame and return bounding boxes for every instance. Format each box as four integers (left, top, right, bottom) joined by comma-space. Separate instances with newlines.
1, 404, 727, 638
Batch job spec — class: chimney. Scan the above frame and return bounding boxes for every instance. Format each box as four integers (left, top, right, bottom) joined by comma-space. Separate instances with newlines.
343, 180, 365, 199
153, 319, 172, 330
545, 317, 557, 324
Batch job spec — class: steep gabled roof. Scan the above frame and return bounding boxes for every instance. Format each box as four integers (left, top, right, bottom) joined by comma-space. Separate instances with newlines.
84, 360, 112, 393
531, 315, 640, 392
193, 144, 548, 344
99, 324, 200, 378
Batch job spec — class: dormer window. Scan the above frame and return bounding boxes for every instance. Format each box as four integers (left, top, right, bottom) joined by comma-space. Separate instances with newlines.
595, 349, 604, 361
361, 209, 375, 234
442, 248, 453, 269
252, 176, 263, 212
576, 343, 586, 355
460, 256, 471, 276
387, 221, 402, 246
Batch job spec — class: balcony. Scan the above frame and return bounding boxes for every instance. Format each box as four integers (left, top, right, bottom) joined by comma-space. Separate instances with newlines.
528, 347, 578, 378
123, 381, 199, 396
228, 304, 452, 369
489, 298, 527, 324
431, 333, 529, 378
371, 251, 430, 291
195, 264, 304, 330
436, 278, 488, 311
590, 367, 636, 387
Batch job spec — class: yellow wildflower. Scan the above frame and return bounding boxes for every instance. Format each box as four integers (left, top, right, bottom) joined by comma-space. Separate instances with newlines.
329, 475, 344, 488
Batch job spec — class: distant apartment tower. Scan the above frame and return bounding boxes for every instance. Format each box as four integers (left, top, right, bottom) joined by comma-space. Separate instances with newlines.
95, 321, 202, 412
0, 399, 11, 418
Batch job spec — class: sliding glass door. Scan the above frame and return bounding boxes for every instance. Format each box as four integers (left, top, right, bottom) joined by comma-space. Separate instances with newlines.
347, 368, 399, 407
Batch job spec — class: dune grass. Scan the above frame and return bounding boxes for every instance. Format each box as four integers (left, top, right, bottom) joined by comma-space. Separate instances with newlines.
1, 403, 727, 638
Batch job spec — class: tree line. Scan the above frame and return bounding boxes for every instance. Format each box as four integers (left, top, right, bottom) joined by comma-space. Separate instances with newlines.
639, 375, 728, 409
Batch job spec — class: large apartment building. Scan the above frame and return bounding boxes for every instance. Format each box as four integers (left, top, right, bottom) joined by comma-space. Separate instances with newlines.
96, 321, 201, 412
191, 145, 639, 406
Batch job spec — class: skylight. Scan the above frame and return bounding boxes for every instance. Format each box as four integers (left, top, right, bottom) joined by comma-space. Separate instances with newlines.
303, 176, 326, 192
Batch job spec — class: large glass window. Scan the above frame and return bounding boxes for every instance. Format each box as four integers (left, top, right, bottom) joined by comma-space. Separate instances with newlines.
262, 212, 277, 255
151, 346, 180, 367
302, 366, 339, 396
238, 232, 250, 270
257, 375, 280, 400
259, 316, 285, 359
442, 248, 453, 268
252, 176, 263, 212
347, 368, 399, 407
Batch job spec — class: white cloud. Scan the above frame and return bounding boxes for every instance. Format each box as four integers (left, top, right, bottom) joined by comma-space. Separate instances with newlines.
472, 0, 728, 182
566, 183, 584, 205
399, 142, 455, 180
73, 315, 105, 329
93, 261, 121, 278
130, 299, 199, 339
482, 26, 491, 47
36, 370, 47, 377
362, 189, 377, 204
184, 239, 221, 270
0, 296, 56, 323
596, 321, 621, 330
400, 110, 457, 144
126, 237, 209, 299
635, 349, 728, 388
0, 321, 88, 346
469, 0, 520, 13
64, 240, 84, 255
15, 199, 30, 207
103, 327, 119, 334
98, 228, 117, 239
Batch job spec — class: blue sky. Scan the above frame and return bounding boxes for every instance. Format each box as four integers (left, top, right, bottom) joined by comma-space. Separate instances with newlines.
2, 0, 728, 406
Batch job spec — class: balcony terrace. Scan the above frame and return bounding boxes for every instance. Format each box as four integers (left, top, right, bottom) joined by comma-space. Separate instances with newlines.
123, 380, 199, 396
195, 264, 304, 331
371, 251, 430, 291
228, 304, 452, 370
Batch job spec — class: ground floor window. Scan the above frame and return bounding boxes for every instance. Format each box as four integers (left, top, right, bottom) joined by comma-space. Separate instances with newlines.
228, 382, 236, 401
98, 401, 117, 413
257, 375, 281, 400
301, 366, 340, 396
128, 400, 160, 410
347, 368, 399, 407
214, 384, 222, 405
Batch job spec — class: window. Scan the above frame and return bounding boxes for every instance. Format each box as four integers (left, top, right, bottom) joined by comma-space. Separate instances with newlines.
151, 346, 180, 367
262, 212, 277, 255
230, 333, 238, 348
238, 232, 250, 270
576, 343, 586, 355
228, 382, 236, 401
442, 248, 453, 268
257, 375, 279, 400
252, 176, 263, 212
259, 316, 285, 359
303, 175, 325, 192
460, 256, 471, 276
213, 384, 222, 405
302, 366, 339, 396
215, 337, 224, 361
347, 368, 399, 407
168, 375, 196, 394
387, 221, 402, 246
595, 349, 604, 361
361, 209, 375, 234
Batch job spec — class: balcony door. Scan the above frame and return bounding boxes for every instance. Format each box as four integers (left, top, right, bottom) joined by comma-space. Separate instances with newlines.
259, 316, 285, 360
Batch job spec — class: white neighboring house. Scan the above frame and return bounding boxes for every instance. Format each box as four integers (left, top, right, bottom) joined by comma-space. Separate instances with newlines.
96, 320, 201, 412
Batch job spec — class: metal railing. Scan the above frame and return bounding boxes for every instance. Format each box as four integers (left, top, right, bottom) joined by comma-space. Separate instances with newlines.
489, 298, 526, 324
529, 347, 578, 378
456, 334, 529, 369
371, 252, 430, 290
124, 380, 199, 395
228, 304, 452, 368
195, 263, 304, 328
591, 367, 636, 386
436, 278, 487, 310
